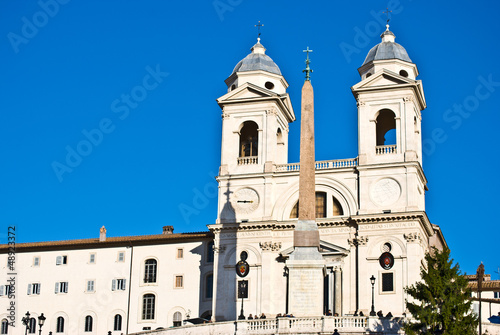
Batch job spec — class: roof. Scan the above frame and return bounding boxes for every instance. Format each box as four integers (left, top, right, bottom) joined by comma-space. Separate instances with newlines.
468, 280, 500, 292
0, 231, 213, 253
362, 28, 412, 66
231, 39, 281, 76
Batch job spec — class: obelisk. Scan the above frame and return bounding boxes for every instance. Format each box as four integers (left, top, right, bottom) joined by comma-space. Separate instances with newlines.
286, 47, 325, 316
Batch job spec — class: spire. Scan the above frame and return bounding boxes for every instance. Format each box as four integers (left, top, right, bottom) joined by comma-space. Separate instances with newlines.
303, 47, 313, 81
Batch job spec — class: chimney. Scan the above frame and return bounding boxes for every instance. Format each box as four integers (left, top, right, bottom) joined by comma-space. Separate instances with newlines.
162, 226, 174, 234
99, 226, 107, 242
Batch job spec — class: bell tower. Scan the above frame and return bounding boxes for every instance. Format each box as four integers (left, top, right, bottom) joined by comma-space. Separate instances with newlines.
216, 38, 295, 223
351, 25, 427, 214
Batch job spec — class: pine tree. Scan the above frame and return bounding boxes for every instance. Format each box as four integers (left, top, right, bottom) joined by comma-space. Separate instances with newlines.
405, 247, 478, 335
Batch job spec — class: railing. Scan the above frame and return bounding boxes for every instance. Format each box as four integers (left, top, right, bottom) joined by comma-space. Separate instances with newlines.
248, 318, 278, 331
376, 145, 397, 155
332, 316, 368, 328
276, 158, 358, 172
238, 156, 258, 165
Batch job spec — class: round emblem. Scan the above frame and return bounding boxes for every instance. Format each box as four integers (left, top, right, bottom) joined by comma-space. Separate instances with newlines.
379, 252, 394, 270
370, 178, 401, 206
236, 260, 250, 277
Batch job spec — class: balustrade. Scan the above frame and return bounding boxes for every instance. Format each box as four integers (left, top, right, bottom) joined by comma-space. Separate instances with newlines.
237, 156, 258, 165
375, 145, 397, 155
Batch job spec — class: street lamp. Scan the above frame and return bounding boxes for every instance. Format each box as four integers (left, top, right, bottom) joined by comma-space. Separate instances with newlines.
22, 311, 31, 335
38, 313, 46, 335
370, 275, 376, 316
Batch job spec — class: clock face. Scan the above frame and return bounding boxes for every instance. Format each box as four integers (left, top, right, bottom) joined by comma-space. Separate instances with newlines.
232, 188, 259, 214
371, 178, 401, 206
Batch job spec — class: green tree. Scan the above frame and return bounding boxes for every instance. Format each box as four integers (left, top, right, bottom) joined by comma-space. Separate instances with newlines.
404, 247, 478, 335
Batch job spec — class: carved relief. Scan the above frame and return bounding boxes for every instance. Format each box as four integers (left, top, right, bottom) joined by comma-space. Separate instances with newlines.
222, 112, 230, 119
214, 245, 226, 254
357, 101, 366, 107
348, 236, 369, 247
404, 232, 421, 243
266, 108, 278, 116
259, 241, 282, 252
404, 96, 413, 102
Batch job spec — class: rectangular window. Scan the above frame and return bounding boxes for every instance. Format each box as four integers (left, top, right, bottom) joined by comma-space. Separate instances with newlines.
33, 257, 40, 267
382, 272, 394, 292
175, 275, 183, 288
86, 280, 95, 292
494, 291, 500, 299
207, 241, 214, 263
118, 252, 125, 262
4, 285, 12, 296
55, 282, 68, 294
89, 253, 96, 264
56, 255, 68, 265
112, 279, 126, 291
27, 283, 41, 295
177, 248, 184, 259
315, 192, 327, 218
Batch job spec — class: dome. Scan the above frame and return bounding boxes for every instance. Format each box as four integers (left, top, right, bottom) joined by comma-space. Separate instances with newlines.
231, 39, 282, 76
362, 28, 412, 66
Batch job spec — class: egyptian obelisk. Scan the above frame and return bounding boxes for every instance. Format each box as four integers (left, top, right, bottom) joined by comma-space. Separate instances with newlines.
286, 48, 325, 316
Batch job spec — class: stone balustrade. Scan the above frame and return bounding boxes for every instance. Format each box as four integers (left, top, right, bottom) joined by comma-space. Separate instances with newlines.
131, 316, 404, 335
276, 158, 358, 172
238, 156, 258, 165
375, 144, 397, 155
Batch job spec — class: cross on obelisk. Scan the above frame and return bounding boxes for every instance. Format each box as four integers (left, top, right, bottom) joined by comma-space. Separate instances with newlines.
255, 21, 264, 37
303, 47, 313, 81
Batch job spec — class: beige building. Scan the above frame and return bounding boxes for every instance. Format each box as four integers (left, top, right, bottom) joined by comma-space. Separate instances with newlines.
0, 26, 457, 334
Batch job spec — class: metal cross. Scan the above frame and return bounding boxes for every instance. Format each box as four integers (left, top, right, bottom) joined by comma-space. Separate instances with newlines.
255, 21, 264, 37
302, 47, 313, 81
383, 7, 392, 23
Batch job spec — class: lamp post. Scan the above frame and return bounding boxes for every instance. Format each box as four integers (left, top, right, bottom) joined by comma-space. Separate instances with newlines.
21, 311, 31, 335
370, 275, 376, 316
38, 313, 46, 335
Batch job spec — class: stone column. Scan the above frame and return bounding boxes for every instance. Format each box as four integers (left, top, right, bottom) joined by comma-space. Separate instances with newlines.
334, 268, 342, 315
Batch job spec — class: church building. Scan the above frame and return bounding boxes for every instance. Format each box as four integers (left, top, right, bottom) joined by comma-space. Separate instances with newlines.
0, 25, 448, 334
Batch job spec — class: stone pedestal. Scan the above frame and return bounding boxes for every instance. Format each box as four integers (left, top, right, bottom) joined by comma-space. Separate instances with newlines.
287, 247, 325, 316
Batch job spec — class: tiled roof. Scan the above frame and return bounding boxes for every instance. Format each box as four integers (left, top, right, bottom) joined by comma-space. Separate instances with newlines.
468, 280, 500, 291
0, 231, 213, 253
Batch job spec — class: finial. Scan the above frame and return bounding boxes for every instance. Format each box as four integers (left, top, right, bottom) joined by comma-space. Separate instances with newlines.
383, 7, 392, 24
255, 21, 264, 38
302, 46, 313, 81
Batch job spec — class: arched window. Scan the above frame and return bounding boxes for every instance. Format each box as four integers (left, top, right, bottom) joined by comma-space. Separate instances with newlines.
142, 294, 156, 320
84, 315, 93, 332
28, 318, 36, 333
376, 109, 396, 146
56, 317, 65, 333
173, 312, 182, 327
144, 259, 157, 283
277, 128, 284, 144
1, 319, 8, 334
332, 196, 344, 216
239, 121, 259, 158
113, 314, 122, 331
205, 274, 213, 299
290, 192, 328, 219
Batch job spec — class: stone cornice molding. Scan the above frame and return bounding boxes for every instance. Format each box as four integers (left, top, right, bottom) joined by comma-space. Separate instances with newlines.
353, 211, 433, 236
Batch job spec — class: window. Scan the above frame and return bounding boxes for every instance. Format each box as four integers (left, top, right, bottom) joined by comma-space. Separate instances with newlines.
86, 280, 95, 292
118, 252, 125, 262
144, 259, 157, 283
207, 241, 214, 263
84, 315, 93, 332
177, 248, 184, 259
382, 272, 394, 292
89, 253, 95, 264
112, 279, 126, 291
175, 275, 184, 288
239, 121, 259, 158
55, 282, 68, 294
290, 192, 335, 218
142, 294, 156, 320
56, 316, 64, 333
1, 285, 13, 297
27, 283, 41, 295
1, 319, 8, 334
28, 318, 36, 333
495, 291, 500, 299
173, 311, 182, 327
376, 109, 396, 146
56, 255, 68, 265
33, 257, 40, 267
205, 274, 213, 299
113, 314, 122, 331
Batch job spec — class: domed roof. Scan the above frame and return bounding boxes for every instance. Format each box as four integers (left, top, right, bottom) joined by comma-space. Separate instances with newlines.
231, 39, 282, 76
362, 28, 412, 66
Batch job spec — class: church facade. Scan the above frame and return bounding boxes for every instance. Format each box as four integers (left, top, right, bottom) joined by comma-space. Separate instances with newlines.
0, 26, 447, 334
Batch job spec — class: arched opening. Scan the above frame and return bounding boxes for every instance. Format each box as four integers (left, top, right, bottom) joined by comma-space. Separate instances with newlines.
1, 319, 8, 334
376, 109, 396, 146
239, 121, 259, 158
113, 314, 122, 331
142, 294, 156, 320
277, 128, 283, 144
290, 192, 342, 219
399, 69, 408, 77
366, 72, 372, 78
144, 259, 157, 283
173, 312, 182, 327
332, 196, 344, 216
56, 317, 65, 333
84, 315, 93, 332
28, 318, 36, 333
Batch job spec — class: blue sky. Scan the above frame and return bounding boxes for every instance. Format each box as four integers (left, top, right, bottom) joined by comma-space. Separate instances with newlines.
1, 0, 499, 277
